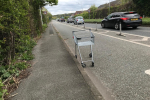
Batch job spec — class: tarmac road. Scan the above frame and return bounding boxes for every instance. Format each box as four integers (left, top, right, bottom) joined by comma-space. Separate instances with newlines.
66, 22, 150, 37
53, 20, 150, 100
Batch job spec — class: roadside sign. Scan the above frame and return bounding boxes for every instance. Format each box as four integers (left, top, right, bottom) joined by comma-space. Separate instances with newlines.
43, 11, 47, 15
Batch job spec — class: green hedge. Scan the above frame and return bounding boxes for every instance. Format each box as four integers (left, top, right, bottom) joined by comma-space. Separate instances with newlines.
88, 1, 150, 19
75, 1, 150, 21
0, 0, 52, 99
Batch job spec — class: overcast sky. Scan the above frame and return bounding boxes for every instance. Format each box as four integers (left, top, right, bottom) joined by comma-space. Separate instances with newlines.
45, 0, 115, 15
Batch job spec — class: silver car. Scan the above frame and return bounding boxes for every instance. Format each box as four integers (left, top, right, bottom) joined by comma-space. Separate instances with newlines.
67, 17, 74, 23
74, 16, 84, 25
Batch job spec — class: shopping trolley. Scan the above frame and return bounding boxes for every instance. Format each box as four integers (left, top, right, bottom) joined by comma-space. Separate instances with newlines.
72, 29, 95, 68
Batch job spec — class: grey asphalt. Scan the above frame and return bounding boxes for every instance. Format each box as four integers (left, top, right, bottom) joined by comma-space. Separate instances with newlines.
11, 23, 96, 100
53, 21, 150, 100
66, 22, 150, 37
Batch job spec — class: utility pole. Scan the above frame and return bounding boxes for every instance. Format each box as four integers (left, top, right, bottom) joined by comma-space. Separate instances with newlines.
109, 0, 110, 14
88, 9, 90, 19
81, 3, 83, 13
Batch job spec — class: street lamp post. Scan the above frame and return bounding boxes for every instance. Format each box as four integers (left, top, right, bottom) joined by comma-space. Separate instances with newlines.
81, 3, 83, 13
39, 2, 48, 25
39, 5, 43, 25
109, 0, 110, 14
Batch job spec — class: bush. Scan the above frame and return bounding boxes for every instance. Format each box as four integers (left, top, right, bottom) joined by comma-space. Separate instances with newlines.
42, 24, 48, 31
0, 80, 7, 99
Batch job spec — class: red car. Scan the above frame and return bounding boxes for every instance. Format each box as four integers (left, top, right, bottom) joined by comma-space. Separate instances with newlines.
60, 18, 65, 22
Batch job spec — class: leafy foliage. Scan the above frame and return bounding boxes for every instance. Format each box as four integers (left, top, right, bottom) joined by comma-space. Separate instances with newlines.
75, 0, 150, 20
42, 24, 48, 32
0, 0, 58, 99
86, 1, 150, 19
81, 11, 89, 19
74, 11, 89, 19
89, 5, 98, 19
0, 80, 7, 100
121, 0, 132, 4
133, 0, 150, 17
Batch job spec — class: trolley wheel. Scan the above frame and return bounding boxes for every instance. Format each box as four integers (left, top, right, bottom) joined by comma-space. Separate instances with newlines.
75, 55, 77, 59
81, 63, 86, 68
89, 53, 92, 58
91, 62, 94, 67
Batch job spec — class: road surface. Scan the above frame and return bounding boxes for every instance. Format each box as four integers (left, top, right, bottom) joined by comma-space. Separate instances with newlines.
53, 20, 150, 100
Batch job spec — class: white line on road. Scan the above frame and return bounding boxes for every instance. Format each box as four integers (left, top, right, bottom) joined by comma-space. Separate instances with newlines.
94, 31, 150, 48
145, 69, 150, 75
62, 21, 150, 38
53, 21, 150, 99
54, 21, 150, 48
143, 37, 149, 41
130, 37, 149, 41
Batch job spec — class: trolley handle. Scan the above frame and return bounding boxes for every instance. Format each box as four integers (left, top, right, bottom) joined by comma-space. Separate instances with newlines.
76, 36, 93, 39
77, 38, 81, 40
72, 30, 86, 33
72, 29, 91, 33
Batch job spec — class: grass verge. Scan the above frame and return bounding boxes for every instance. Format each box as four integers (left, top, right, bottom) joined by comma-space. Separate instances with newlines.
84, 19, 103, 23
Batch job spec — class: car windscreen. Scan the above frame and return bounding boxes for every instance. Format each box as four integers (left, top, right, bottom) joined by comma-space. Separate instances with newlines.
123, 13, 140, 18
77, 17, 83, 19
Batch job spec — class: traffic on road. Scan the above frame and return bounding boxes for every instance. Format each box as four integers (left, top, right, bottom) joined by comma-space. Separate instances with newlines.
53, 20, 150, 100
57, 19, 150, 37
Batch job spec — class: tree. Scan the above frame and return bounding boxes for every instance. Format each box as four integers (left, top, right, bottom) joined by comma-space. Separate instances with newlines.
89, 5, 98, 19
133, 0, 150, 17
133, 0, 149, 6
36, 0, 58, 7
121, 0, 132, 4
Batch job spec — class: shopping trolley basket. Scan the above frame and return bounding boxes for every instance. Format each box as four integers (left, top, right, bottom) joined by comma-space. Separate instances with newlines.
72, 29, 95, 68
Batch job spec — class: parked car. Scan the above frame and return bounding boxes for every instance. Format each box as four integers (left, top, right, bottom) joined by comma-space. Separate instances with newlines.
57, 18, 60, 21
67, 17, 74, 23
60, 17, 65, 22
101, 11, 142, 29
56, 18, 59, 21
74, 16, 84, 25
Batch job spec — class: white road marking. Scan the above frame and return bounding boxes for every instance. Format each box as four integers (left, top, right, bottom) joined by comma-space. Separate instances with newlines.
143, 37, 149, 41
54, 21, 150, 48
134, 29, 150, 33
145, 69, 150, 75
71, 23, 150, 38
54, 21, 150, 76
70, 23, 150, 38
94, 31, 150, 48
130, 37, 149, 41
